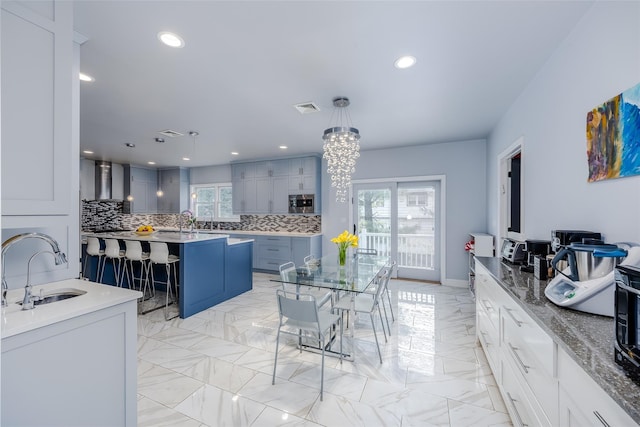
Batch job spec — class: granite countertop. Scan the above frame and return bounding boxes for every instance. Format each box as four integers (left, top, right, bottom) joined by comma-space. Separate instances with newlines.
476, 256, 640, 423
1, 279, 141, 339
185, 229, 322, 238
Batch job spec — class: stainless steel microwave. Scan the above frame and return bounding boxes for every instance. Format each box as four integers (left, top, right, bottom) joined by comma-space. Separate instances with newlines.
289, 194, 314, 213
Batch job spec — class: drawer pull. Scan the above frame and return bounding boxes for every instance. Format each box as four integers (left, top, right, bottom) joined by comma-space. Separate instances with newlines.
267, 248, 279, 251
506, 392, 529, 427
481, 299, 494, 311
593, 411, 611, 427
505, 307, 523, 327
508, 343, 530, 374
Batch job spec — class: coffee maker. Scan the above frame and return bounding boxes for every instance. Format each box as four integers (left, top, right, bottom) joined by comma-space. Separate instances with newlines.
520, 239, 552, 277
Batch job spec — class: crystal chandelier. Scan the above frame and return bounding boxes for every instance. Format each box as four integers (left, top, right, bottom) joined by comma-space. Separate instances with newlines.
322, 97, 360, 203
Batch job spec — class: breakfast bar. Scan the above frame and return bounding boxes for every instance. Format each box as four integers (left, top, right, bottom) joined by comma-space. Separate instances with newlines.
83, 231, 253, 318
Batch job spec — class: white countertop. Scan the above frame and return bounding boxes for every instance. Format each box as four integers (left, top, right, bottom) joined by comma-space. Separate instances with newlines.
84, 230, 230, 243
1, 279, 141, 339
180, 229, 322, 238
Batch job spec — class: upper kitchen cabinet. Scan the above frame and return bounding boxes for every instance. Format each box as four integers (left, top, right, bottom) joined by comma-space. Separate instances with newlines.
157, 168, 189, 213
232, 156, 321, 215
1, 1, 76, 216
123, 165, 158, 213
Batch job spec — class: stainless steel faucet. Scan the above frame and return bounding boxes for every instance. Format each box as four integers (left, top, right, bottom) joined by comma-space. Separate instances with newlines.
22, 251, 56, 310
1, 232, 68, 307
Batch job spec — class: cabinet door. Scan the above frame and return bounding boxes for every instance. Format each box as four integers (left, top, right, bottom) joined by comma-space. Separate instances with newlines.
1, 2, 74, 215
271, 176, 289, 214
131, 181, 149, 213
255, 177, 271, 213
243, 178, 258, 213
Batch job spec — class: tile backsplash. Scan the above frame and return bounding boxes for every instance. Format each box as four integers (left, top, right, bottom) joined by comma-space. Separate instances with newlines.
82, 201, 320, 233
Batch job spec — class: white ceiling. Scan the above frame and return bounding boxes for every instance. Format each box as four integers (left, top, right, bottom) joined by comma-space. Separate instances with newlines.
74, 1, 593, 168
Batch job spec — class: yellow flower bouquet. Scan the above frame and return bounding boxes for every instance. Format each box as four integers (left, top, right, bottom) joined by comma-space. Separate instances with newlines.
331, 230, 358, 266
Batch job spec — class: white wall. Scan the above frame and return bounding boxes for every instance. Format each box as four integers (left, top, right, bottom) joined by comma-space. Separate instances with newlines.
487, 2, 640, 244
321, 139, 487, 283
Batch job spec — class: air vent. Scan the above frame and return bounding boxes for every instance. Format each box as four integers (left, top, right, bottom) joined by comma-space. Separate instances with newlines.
293, 102, 321, 114
158, 129, 184, 137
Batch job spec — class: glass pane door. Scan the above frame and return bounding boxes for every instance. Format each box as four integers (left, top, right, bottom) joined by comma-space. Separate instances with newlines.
353, 180, 441, 282
354, 184, 393, 260
397, 182, 440, 281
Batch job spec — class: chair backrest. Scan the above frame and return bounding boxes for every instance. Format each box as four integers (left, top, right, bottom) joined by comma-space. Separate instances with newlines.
279, 262, 297, 283
356, 248, 378, 255
124, 240, 144, 261
372, 268, 390, 303
104, 239, 122, 258
86, 237, 102, 256
149, 242, 170, 264
276, 289, 320, 332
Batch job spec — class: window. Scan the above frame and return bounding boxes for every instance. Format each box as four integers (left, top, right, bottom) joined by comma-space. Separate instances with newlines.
190, 183, 240, 221
406, 191, 428, 207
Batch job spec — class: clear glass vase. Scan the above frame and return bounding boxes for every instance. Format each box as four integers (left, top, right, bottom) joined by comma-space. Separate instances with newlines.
338, 246, 347, 266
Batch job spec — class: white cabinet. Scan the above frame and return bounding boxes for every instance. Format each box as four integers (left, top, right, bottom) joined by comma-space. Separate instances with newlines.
468, 233, 493, 293
476, 261, 637, 427
1, 1, 74, 216
1, 1, 80, 282
2, 296, 138, 426
557, 348, 637, 427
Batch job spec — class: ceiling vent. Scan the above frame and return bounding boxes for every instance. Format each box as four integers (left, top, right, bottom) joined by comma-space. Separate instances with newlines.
157, 129, 184, 137
293, 102, 321, 114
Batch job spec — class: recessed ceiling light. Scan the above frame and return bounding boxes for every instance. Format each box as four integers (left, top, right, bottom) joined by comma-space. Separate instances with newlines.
148, 161, 156, 165
125, 143, 135, 148
279, 145, 288, 149
183, 157, 190, 161
158, 31, 184, 48
394, 55, 417, 69
155, 137, 165, 143
231, 152, 239, 156
79, 72, 94, 82
83, 150, 94, 154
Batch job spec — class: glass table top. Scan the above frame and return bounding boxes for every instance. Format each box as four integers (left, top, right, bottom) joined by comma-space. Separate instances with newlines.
272, 254, 390, 293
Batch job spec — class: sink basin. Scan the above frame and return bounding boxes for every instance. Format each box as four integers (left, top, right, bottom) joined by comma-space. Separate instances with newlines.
17, 289, 87, 306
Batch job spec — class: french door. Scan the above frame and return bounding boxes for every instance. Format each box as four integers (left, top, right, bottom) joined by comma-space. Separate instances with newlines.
352, 180, 441, 282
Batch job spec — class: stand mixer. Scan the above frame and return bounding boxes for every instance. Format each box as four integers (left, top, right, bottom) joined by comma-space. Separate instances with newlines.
545, 244, 640, 317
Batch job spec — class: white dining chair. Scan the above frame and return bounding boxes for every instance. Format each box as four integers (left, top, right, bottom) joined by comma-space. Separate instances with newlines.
122, 240, 150, 292
272, 289, 342, 401
332, 268, 390, 364
279, 262, 332, 308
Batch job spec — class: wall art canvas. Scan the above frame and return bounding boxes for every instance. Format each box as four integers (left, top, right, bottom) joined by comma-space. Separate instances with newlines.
587, 82, 640, 182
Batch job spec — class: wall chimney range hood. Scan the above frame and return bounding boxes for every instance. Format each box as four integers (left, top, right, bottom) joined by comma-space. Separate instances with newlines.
95, 161, 112, 200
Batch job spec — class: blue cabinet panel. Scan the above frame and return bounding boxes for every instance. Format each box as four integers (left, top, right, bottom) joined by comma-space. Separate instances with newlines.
179, 239, 226, 318
225, 242, 253, 298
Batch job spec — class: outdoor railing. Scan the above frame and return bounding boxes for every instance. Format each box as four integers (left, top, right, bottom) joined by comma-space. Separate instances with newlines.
359, 232, 435, 270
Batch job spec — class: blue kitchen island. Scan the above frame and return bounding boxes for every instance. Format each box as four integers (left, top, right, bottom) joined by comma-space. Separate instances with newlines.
82, 231, 253, 318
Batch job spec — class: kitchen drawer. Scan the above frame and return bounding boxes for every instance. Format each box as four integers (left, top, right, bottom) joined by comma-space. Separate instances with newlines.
558, 349, 636, 427
501, 294, 555, 377
501, 355, 552, 427
477, 306, 500, 375
256, 243, 290, 259
503, 315, 558, 424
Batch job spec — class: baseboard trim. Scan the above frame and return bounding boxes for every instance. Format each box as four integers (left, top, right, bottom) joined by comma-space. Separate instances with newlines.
442, 279, 469, 288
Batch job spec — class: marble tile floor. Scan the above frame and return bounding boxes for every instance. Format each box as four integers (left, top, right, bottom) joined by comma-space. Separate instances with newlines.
137, 272, 512, 427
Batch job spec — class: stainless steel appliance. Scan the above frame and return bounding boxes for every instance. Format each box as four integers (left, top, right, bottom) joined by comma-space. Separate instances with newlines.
501, 238, 526, 264
551, 230, 602, 252
615, 264, 640, 382
288, 194, 314, 213
551, 243, 627, 282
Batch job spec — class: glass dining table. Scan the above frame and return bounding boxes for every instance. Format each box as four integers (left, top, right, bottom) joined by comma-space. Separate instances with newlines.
271, 253, 390, 360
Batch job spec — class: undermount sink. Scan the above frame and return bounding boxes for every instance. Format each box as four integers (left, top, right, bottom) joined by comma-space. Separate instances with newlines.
17, 289, 86, 306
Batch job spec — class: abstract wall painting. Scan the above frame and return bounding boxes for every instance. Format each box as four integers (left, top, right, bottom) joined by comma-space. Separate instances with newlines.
587, 81, 640, 182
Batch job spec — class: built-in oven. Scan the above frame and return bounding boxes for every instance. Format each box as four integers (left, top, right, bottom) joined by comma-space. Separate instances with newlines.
614, 264, 640, 383
288, 194, 314, 214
